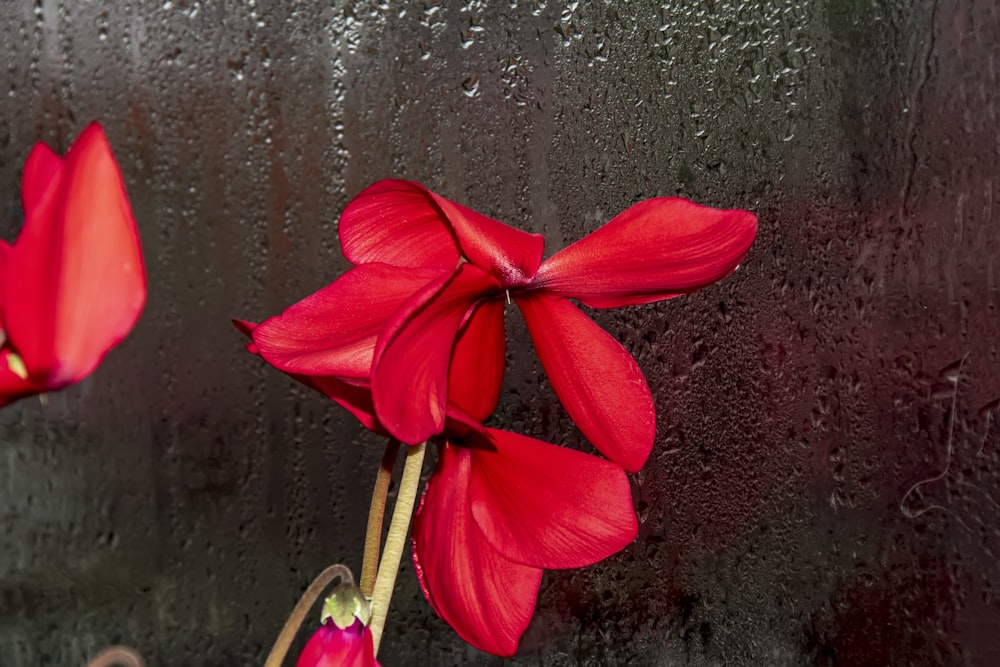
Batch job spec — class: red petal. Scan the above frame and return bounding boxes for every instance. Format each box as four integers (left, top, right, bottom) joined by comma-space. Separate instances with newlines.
443, 403, 494, 443
412, 443, 542, 657
296, 620, 381, 667
424, 188, 544, 286
341, 179, 545, 285
469, 428, 637, 569
252, 264, 446, 380
516, 295, 654, 472
301, 377, 385, 435
231, 318, 256, 338
340, 180, 461, 269
447, 298, 506, 422
372, 264, 499, 444
20, 141, 62, 217
2, 122, 146, 388
533, 197, 758, 307
231, 318, 260, 354
235, 319, 385, 434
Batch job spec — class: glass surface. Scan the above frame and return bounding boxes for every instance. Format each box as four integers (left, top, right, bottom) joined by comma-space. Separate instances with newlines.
1, 1, 998, 664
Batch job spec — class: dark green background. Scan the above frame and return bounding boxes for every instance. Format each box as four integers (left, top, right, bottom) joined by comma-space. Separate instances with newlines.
2, 1, 998, 664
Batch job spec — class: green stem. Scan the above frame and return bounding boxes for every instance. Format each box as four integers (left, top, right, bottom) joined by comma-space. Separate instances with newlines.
368, 441, 427, 655
263, 563, 354, 667
360, 439, 401, 598
85, 646, 145, 667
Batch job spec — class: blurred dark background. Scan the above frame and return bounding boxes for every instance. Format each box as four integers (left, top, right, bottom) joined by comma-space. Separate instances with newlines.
2, 1, 999, 665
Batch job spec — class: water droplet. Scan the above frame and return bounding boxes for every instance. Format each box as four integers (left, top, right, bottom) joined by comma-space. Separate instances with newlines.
461, 75, 480, 98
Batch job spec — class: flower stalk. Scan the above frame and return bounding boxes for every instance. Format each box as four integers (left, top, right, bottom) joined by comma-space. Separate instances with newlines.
360, 439, 401, 598
368, 441, 427, 655
264, 564, 355, 667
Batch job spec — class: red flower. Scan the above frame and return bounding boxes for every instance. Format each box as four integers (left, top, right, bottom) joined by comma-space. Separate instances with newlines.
296, 575, 380, 667
282, 179, 757, 471
239, 182, 755, 654
0, 123, 146, 406
238, 322, 637, 656
296, 619, 379, 667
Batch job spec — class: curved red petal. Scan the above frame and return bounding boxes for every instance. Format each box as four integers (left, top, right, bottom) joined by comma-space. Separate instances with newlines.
534, 197, 758, 308
252, 264, 446, 380
2, 122, 146, 388
424, 188, 544, 286
231, 318, 260, 354
442, 403, 493, 443
516, 294, 654, 472
372, 264, 499, 444
235, 319, 385, 434
296, 621, 380, 667
340, 179, 461, 269
301, 377, 385, 435
447, 298, 506, 422
341, 179, 545, 285
20, 141, 62, 217
411, 443, 542, 657
468, 428, 637, 569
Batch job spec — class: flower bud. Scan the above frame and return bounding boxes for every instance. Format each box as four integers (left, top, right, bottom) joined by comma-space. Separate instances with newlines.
296, 582, 380, 667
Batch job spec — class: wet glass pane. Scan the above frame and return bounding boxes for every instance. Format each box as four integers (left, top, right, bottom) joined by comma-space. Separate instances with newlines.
1, 0, 998, 664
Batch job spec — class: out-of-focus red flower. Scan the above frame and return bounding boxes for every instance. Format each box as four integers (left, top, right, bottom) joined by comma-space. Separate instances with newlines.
259, 179, 757, 471
0, 123, 145, 406
297, 583, 381, 667
239, 320, 636, 656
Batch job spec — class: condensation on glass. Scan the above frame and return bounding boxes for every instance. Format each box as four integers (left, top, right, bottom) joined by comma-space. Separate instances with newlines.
1, 1, 998, 665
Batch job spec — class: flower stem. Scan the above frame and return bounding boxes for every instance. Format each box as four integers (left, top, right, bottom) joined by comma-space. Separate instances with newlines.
360, 439, 401, 598
85, 646, 145, 667
368, 441, 427, 656
263, 563, 354, 667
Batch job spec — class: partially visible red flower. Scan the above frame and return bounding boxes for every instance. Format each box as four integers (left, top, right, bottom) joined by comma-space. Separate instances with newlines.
297, 619, 379, 667
297, 584, 381, 667
238, 321, 637, 656
329, 180, 756, 470
0, 123, 146, 406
